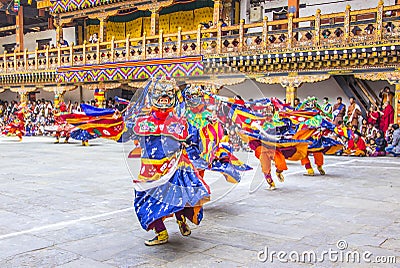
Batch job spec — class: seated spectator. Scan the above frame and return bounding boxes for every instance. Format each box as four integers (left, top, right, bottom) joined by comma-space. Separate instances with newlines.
372, 130, 387, 156
220, 19, 228, 36
385, 124, 400, 156
343, 134, 367, 156
219, 19, 227, 27
365, 123, 378, 140
360, 118, 368, 136
59, 38, 69, 47
201, 22, 210, 29
366, 138, 377, 157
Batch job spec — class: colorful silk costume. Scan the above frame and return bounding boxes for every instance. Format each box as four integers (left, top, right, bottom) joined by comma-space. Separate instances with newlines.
182, 85, 251, 184
2, 106, 26, 141
127, 77, 210, 246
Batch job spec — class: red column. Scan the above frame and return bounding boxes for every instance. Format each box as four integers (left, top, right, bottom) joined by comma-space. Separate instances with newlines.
15, 6, 24, 52
288, 0, 300, 18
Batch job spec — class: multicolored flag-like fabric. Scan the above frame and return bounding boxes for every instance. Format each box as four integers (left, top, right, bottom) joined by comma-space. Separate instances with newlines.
81, 103, 115, 116
199, 121, 224, 162
334, 125, 353, 139
210, 145, 252, 183
64, 105, 126, 141
114, 96, 130, 105
279, 110, 319, 125
229, 105, 265, 128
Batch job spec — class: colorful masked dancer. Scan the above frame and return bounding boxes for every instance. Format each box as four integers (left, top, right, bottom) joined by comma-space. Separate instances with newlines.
130, 77, 210, 246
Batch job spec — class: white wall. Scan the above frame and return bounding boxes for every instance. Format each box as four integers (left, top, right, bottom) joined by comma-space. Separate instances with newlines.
300, 0, 395, 17
240, 0, 251, 23
243, 0, 396, 22
297, 77, 350, 106
0, 90, 19, 102
0, 77, 392, 108
0, 27, 76, 54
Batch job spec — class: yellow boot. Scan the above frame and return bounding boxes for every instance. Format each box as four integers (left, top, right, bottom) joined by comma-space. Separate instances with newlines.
264, 173, 276, 190
177, 216, 191, 236
317, 166, 326, 175
268, 181, 276, 190
144, 230, 169, 246
54, 138, 60, 144
304, 168, 315, 176
276, 171, 284, 182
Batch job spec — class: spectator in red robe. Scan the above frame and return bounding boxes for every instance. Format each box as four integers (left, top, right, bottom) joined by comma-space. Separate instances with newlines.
343, 134, 367, 156
366, 105, 379, 126
379, 101, 394, 133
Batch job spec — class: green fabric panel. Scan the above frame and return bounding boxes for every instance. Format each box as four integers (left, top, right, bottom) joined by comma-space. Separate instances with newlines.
108, 10, 151, 23
87, 19, 100, 25
159, 0, 213, 15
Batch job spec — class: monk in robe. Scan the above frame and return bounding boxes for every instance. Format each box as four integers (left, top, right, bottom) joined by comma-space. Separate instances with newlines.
343, 134, 367, 156
379, 101, 394, 133
347, 97, 362, 128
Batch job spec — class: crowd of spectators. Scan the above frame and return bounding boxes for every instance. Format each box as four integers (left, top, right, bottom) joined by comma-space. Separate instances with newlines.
1, 91, 399, 157
219, 89, 399, 157
303, 86, 399, 157
0, 98, 119, 137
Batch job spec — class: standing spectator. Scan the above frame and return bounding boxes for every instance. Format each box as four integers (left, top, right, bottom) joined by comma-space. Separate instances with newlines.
385, 124, 400, 156
367, 105, 379, 127
322, 97, 332, 115
347, 97, 362, 128
332, 97, 346, 125
379, 86, 395, 106
379, 101, 394, 133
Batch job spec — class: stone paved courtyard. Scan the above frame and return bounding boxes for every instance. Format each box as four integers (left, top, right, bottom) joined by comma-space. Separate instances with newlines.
0, 136, 399, 267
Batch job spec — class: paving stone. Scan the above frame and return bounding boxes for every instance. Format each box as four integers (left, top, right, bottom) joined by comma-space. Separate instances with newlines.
165, 252, 241, 268
0, 234, 54, 259
56, 257, 117, 268
0, 247, 80, 268
0, 136, 399, 266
